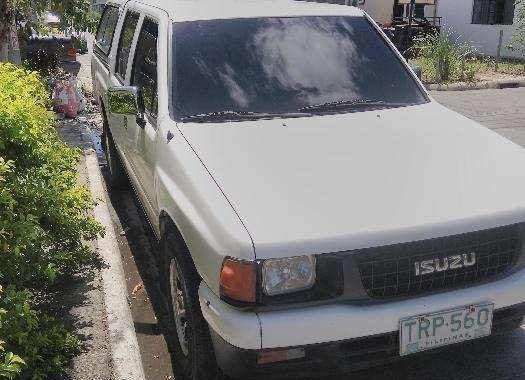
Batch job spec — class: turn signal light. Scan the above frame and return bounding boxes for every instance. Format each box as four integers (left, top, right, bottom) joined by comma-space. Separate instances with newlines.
219, 258, 257, 303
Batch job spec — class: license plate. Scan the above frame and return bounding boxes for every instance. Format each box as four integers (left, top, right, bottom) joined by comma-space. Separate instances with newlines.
399, 303, 494, 356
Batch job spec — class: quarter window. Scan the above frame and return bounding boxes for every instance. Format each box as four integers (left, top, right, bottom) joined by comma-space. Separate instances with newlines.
472, 0, 515, 25
95, 5, 119, 55
115, 11, 140, 79
132, 19, 159, 119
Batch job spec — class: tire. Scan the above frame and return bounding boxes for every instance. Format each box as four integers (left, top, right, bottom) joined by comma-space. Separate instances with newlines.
101, 106, 128, 190
161, 223, 220, 380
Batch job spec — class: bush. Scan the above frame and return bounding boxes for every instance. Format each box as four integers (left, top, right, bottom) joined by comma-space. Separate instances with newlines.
22, 50, 60, 80
0, 63, 102, 288
0, 351, 25, 380
412, 28, 478, 83
0, 332, 25, 380
0, 286, 81, 380
0, 63, 103, 379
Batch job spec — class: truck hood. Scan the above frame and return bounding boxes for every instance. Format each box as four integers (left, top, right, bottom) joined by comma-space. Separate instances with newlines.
179, 102, 525, 259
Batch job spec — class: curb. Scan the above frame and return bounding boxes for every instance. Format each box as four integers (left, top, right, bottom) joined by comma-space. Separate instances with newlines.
85, 150, 147, 380
426, 78, 525, 91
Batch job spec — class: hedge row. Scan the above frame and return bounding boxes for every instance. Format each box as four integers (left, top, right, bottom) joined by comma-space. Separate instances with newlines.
0, 63, 103, 379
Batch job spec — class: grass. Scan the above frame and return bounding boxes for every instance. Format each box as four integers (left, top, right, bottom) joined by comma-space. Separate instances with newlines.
487, 58, 525, 76
410, 56, 525, 84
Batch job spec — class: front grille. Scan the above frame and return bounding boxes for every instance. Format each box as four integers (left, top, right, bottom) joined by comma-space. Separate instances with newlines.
356, 224, 522, 300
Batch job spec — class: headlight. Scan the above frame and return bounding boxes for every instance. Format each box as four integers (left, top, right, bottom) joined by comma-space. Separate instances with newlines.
262, 255, 316, 296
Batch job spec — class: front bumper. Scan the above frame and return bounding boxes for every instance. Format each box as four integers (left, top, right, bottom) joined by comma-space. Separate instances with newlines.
209, 302, 525, 379
199, 267, 525, 350
199, 267, 525, 378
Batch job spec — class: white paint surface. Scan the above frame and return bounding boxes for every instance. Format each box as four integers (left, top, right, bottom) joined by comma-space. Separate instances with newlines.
180, 101, 525, 260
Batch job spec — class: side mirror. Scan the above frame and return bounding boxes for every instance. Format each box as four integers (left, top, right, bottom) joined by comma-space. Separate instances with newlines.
107, 86, 146, 127
410, 65, 422, 80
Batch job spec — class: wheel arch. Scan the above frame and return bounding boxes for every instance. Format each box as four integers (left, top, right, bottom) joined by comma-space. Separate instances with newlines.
159, 210, 184, 244
159, 210, 198, 273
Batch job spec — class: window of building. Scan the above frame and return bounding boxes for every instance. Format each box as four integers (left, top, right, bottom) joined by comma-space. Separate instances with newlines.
414, 4, 426, 18
472, 0, 515, 25
115, 11, 140, 80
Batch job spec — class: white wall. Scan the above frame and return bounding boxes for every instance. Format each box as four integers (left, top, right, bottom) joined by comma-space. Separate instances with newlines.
437, 0, 523, 59
359, 1, 438, 26
361, 0, 394, 24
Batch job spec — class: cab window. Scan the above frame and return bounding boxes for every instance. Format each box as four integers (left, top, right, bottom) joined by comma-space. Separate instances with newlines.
115, 11, 140, 80
132, 19, 159, 120
95, 4, 119, 56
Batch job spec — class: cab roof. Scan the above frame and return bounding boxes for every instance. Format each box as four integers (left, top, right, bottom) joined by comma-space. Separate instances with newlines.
134, 0, 364, 22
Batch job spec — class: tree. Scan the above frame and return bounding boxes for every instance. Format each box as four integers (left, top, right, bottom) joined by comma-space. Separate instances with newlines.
0, 0, 98, 63
49, 0, 100, 34
0, 0, 46, 62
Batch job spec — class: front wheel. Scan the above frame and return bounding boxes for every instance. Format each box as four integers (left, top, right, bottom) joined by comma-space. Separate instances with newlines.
161, 225, 220, 380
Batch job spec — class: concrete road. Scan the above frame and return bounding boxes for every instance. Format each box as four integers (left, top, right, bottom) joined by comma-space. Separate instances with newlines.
432, 87, 525, 144
100, 87, 525, 380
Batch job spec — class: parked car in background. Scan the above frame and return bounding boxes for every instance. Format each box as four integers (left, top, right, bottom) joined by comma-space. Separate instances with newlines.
92, 1, 525, 379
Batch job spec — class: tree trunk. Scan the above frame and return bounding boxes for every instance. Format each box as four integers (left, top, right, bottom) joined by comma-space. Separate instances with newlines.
0, 3, 21, 64
0, 40, 8, 63
7, 20, 21, 64
0, 0, 8, 63
0, 30, 22, 64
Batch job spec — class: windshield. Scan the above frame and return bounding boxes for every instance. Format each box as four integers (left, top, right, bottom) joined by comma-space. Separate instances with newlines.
172, 16, 427, 121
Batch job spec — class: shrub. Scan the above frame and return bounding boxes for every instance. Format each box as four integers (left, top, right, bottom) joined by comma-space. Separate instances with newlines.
0, 332, 25, 380
412, 28, 478, 83
22, 50, 60, 80
0, 63, 103, 288
0, 350, 25, 380
0, 63, 103, 379
0, 286, 81, 380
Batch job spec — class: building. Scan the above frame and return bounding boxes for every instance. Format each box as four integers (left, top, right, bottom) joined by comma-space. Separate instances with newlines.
305, 0, 438, 26
360, 0, 394, 24
304, 0, 523, 60
437, 0, 523, 59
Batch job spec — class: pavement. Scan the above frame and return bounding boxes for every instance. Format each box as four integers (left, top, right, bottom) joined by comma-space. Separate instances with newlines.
66, 55, 525, 380
58, 103, 169, 380
432, 88, 525, 146
426, 77, 525, 92
57, 118, 113, 380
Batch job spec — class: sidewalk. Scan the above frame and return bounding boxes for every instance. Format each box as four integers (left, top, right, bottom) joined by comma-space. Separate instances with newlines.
57, 119, 113, 380
58, 55, 174, 380
426, 77, 525, 91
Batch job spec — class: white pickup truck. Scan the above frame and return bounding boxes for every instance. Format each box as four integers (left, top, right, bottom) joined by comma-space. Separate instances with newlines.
92, 1, 525, 379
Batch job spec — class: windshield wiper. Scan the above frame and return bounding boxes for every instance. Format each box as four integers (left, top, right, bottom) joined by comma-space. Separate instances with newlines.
298, 99, 408, 113
180, 110, 310, 123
